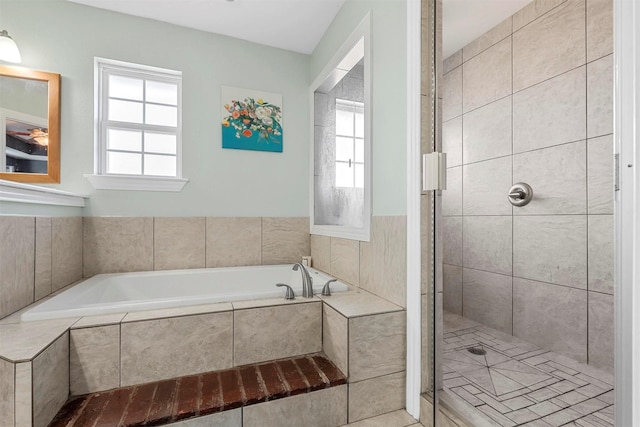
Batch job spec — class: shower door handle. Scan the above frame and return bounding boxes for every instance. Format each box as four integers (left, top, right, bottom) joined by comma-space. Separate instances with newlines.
508, 182, 533, 207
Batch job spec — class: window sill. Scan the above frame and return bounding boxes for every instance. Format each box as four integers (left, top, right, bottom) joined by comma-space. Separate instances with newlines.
84, 174, 189, 192
0, 179, 88, 207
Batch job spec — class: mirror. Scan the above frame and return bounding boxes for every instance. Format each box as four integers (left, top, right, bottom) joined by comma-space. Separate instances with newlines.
0, 66, 60, 183
310, 14, 371, 241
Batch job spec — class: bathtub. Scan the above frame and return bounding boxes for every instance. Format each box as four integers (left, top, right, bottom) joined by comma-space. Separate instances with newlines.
20, 264, 348, 322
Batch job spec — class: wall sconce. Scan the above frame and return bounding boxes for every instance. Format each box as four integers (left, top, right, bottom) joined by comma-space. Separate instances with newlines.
0, 30, 22, 63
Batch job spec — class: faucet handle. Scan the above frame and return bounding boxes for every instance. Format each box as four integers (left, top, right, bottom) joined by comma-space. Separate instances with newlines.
321, 279, 338, 296
276, 283, 295, 300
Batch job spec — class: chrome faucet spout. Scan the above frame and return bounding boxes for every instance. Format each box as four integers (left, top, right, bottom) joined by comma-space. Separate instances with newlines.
293, 263, 313, 298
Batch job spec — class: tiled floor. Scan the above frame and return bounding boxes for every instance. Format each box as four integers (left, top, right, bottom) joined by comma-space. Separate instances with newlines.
443, 313, 614, 427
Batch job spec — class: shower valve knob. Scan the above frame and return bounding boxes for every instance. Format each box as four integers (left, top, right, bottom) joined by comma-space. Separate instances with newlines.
508, 182, 533, 207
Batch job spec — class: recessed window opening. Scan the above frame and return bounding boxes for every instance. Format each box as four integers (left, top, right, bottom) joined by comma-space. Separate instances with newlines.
335, 99, 364, 188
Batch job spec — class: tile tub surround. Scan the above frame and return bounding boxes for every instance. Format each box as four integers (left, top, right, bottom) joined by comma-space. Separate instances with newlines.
441, 0, 614, 371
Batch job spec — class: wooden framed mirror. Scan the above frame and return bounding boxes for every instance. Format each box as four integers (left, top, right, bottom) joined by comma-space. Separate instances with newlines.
0, 66, 60, 183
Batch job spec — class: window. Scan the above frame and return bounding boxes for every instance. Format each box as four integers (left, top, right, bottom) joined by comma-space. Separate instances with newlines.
86, 58, 187, 191
335, 99, 364, 188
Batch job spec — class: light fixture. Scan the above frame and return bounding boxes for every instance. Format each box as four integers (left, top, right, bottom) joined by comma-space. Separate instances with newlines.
0, 30, 22, 63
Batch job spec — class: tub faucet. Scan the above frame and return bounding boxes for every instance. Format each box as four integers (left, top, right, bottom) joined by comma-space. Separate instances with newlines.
293, 263, 313, 298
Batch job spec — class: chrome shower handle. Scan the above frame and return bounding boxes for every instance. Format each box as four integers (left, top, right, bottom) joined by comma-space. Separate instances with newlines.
508, 182, 533, 207
509, 190, 526, 199
276, 283, 295, 300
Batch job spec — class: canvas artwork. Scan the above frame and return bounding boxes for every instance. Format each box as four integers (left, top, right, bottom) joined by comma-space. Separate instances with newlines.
221, 86, 283, 152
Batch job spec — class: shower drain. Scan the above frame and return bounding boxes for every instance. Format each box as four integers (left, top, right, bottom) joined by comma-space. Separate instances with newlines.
467, 347, 487, 356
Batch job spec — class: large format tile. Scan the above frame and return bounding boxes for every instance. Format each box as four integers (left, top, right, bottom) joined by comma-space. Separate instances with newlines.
0, 317, 78, 362
349, 311, 406, 382
463, 157, 512, 216
35, 217, 52, 300
83, 217, 154, 276
0, 216, 35, 319
310, 234, 331, 273
154, 217, 205, 270
15, 362, 31, 427
262, 217, 310, 265
442, 166, 462, 216
443, 117, 462, 167
346, 410, 417, 427
331, 237, 359, 286
463, 268, 513, 334
348, 371, 406, 422
588, 292, 614, 374
513, 278, 588, 362
462, 97, 511, 165
588, 215, 614, 294
323, 304, 348, 377
443, 264, 463, 315
587, 0, 613, 62
513, 66, 586, 153
443, 50, 462, 75
442, 217, 463, 267
121, 311, 233, 385
52, 217, 82, 291
70, 325, 120, 395
359, 216, 407, 307
0, 359, 14, 427
442, 66, 462, 121
463, 37, 512, 113
463, 17, 512, 62
513, 141, 587, 215
33, 333, 69, 427
512, 0, 567, 31
513, 0, 585, 92
587, 54, 613, 139
463, 216, 512, 275
588, 135, 614, 214
243, 385, 347, 427
168, 409, 242, 427
319, 289, 403, 318
234, 302, 321, 366
206, 217, 262, 268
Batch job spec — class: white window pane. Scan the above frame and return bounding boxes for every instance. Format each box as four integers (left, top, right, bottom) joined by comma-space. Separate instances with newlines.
107, 129, 142, 152
355, 138, 364, 163
107, 151, 141, 175
336, 109, 354, 136
109, 75, 143, 101
355, 164, 364, 188
355, 112, 364, 138
146, 104, 177, 127
144, 154, 176, 176
145, 132, 176, 154
336, 162, 353, 187
146, 80, 178, 105
336, 137, 353, 162
108, 99, 143, 123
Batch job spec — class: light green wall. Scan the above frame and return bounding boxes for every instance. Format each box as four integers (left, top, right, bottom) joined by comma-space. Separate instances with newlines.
311, 0, 407, 216
0, 0, 310, 216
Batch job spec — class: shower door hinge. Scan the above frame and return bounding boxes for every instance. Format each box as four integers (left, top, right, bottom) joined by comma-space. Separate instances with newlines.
615, 153, 620, 192
422, 152, 447, 192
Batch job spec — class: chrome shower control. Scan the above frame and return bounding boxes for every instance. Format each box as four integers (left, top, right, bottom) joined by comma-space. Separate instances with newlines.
508, 182, 533, 207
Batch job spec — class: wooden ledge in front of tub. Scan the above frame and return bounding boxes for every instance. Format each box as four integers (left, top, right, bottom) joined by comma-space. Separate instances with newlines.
49, 353, 346, 427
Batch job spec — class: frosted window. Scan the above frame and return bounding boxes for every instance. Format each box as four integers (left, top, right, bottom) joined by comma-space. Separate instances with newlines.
144, 154, 176, 176
146, 81, 178, 105
107, 151, 141, 175
355, 164, 364, 188
355, 139, 364, 163
336, 110, 354, 136
336, 162, 354, 188
146, 104, 177, 127
355, 112, 364, 138
145, 132, 176, 154
336, 137, 353, 162
108, 75, 143, 101
107, 129, 142, 152
108, 99, 143, 123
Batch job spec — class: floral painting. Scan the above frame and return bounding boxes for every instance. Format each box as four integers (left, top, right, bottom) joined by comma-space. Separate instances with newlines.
221, 86, 283, 152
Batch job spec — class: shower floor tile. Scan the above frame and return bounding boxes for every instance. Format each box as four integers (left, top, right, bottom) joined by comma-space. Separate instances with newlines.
443, 313, 614, 427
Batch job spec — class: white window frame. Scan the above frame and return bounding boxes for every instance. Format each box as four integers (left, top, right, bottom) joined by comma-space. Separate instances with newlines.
85, 57, 188, 191
335, 99, 365, 189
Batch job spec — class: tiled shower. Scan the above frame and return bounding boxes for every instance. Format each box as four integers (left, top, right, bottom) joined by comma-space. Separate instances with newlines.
441, 0, 614, 375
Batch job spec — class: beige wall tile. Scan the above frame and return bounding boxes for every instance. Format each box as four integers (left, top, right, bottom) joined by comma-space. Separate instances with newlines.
323, 304, 348, 377
442, 167, 462, 217
513, 0, 585, 92
206, 217, 262, 268
70, 325, 120, 395
168, 408, 242, 426
35, 217, 52, 301
443, 117, 462, 168
588, 215, 614, 295
346, 410, 417, 427
319, 290, 403, 318
513, 66, 586, 153
33, 332, 69, 427
52, 217, 83, 291
462, 96, 512, 165
121, 312, 233, 386
83, 217, 153, 276
349, 311, 406, 382
348, 371, 405, 422
587, 0, 613, 62
310, 234, 331, 273
0, 359, 14, 427
513, 141, 587, 215
463, 37, 512, 113
463, 157, 512, 216
463, 216, 513, 275
443, 50, 462, 75
330, 237, 359, 286
154, 217, 205, 270
359, 216, 407, 307
587, 54, 613, 138
463, 16, 512, 61
588, 291, 614, 374
15, 361, 31, 427
442, 217, 462, 267
443, 264, 462, 315
243, 384, 347, 427
0, 216, 35, 319
463, 268, 513, 334
262, 217, 310, 265
513, 278, 588, 362
442, 66, 462, 121
512, 0, 569, 31
0, 317, 78, 362
514, 216, 587, 289
588, 135, 614, 214
234, 302, 321, 365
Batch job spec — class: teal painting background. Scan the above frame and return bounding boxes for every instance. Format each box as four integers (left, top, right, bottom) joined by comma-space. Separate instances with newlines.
221, 125, 283, 152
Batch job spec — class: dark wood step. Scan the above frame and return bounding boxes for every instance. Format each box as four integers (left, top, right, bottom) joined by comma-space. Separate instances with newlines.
49, 354, 345, 427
